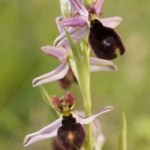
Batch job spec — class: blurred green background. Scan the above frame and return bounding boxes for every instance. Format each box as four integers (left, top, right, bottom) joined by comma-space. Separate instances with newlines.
0, 0, 150, 150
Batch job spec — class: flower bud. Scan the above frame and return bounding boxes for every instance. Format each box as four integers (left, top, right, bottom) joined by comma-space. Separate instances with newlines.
52, 92, 75, 116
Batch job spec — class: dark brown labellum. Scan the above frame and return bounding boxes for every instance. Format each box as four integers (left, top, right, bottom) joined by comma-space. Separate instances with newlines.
57, 114, 86, 150
88, 19, 125, 60
52, 138, 65, 150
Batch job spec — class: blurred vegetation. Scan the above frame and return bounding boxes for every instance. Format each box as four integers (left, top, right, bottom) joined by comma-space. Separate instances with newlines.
0, 0, 150, 150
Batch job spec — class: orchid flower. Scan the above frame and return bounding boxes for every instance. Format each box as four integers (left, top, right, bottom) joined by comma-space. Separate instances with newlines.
54, 0, 122, 47
23, 91, 113, 149
23, 92, 113, 148
23, 106, 113, 147
32, 15, 117, 87
32, 45, 117, 87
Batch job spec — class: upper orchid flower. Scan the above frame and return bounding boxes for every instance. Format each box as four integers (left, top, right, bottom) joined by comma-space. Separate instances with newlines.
54, 0, 122, 47
23, 92, 113, 149
32, 17, 117, 88
54, 0, 125, 60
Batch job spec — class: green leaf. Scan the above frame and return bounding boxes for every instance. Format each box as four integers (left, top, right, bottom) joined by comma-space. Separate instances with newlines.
80, 40, 90, 76
119, 113, 127, 150
69, 58, 79, 81
40, 86, 52, 106
39, 86, 60, 117
66, 30, 92, 150
65, 30, 90, 102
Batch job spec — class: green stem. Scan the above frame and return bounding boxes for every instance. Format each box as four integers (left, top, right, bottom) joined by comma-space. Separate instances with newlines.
80, 40, 92, 149
82, 45, 92, 150
84, 92, 92, 150
65, 31, 92, 150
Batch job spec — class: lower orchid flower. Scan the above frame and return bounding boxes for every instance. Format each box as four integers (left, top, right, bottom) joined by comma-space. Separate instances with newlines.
23, 92, 113, 149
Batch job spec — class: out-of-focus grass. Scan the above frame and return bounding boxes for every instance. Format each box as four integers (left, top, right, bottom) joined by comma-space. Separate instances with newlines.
0, 0, 150, 150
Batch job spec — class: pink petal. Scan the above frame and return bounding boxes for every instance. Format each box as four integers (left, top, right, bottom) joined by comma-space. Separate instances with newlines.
41, 46, 68, 61
54, 24, 89, 47
66, 92, 75, 102
32, 60, 69, 87
79, 106, 113, 125
23, 118, 62, 147
73, 113, 84, 122
24, 130, 57, 147
89, 57, 118, 72
100, 16, 122, 28
89, 0, 104, 17
94, 133, 105, 149
52, 95, 59, 105
70, 0, 88, 17
59, 15, 87, 27
71, 24, 89, 40
91, 115, 102, 141
74, 111, 102, 141
56, 16, 64, 34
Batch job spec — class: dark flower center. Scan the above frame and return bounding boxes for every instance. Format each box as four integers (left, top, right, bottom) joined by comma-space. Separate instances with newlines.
56, 114, 86, 150
88, 19, 125, 60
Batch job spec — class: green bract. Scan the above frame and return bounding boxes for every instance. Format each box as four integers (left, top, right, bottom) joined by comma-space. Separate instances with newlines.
119, 113, 127, 150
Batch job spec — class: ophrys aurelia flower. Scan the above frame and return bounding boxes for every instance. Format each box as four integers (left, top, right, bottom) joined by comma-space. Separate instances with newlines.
23, 92, 113, 149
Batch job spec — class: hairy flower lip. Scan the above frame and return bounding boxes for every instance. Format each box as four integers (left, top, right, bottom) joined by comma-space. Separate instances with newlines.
88, 18, 125, 60
23, 106, 113, 147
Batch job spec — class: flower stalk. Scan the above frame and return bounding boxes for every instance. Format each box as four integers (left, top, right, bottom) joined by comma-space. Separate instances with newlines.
81, 39, 93, 150
24, 0, 125, 149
